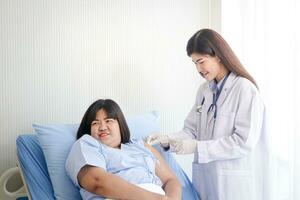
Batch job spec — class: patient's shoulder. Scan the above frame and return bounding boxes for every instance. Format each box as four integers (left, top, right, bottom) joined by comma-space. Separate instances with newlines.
69, 134, 104, 157
75, 134, 102, 149
78, 134, 98, 143
130, 138, 144, 146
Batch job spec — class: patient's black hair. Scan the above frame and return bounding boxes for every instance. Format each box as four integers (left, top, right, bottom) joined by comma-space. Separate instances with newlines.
77, 99, 130, 143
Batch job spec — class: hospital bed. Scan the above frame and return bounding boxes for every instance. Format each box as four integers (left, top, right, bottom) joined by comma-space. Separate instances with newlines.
16, 132, 199, 200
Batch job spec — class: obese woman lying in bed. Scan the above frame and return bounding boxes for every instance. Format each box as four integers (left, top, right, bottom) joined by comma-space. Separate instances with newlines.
65, 99, 181, 200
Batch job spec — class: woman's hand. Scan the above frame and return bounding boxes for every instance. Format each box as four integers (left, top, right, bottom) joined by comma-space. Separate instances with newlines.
146, 133, 170, 148
169, 138, 197, 154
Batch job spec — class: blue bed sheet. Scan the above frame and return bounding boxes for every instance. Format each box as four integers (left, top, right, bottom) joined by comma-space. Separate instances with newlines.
16, 134, 199, 200
16, 134, 55, 200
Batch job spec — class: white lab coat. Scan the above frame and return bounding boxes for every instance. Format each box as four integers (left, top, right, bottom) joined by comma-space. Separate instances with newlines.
174, 73, 271, 200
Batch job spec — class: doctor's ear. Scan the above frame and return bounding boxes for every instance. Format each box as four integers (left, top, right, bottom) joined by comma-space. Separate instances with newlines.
216, 56, 221, 62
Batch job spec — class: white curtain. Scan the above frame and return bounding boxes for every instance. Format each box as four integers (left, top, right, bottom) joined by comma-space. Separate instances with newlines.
221, 0, 300, 199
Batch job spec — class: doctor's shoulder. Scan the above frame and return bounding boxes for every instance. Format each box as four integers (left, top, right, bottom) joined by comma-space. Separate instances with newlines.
234, 76, 259, 95
234, 75, 266, 105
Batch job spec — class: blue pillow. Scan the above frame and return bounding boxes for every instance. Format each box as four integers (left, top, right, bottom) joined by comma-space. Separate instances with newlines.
34, 111, 160, 200
127, 110, 160, 140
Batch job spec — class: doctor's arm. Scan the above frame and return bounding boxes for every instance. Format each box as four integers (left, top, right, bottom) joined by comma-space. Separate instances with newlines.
146, 85, 206, 146
78, 165, 166, 200
145, 143, 182, 200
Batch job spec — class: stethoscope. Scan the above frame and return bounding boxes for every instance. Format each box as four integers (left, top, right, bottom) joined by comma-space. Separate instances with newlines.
196, 72, 230, 119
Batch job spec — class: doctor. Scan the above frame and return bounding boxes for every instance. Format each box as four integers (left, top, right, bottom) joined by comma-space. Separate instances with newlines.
147, 28, 270, 200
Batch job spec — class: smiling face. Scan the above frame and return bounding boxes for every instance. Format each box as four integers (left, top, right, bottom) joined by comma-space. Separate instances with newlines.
90, 109, 121, 148
191, 53, 228, 82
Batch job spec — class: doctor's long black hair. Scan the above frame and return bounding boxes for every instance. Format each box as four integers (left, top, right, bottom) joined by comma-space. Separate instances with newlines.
186, 28, 258, 89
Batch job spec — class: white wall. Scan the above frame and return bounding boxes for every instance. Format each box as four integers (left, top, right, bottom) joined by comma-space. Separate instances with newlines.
0, 0, 210, 178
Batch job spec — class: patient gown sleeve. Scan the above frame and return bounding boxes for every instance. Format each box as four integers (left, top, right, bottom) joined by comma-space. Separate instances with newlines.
65, 134, 106, 187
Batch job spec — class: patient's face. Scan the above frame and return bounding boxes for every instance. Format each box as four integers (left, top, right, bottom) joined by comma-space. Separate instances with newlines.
90, 109, 121, 148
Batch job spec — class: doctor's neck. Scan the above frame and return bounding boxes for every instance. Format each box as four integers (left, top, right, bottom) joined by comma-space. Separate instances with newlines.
215, 67, 229, 83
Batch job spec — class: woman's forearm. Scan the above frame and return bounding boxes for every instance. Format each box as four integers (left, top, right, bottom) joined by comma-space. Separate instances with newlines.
162, 177, 182, 200
80, 166, 164, 200
95, 173, 163, 199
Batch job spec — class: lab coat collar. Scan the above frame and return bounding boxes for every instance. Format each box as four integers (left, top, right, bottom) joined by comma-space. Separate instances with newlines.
208, 74, 227, 92
208, 72, 237, 92
203, 72, 238, 107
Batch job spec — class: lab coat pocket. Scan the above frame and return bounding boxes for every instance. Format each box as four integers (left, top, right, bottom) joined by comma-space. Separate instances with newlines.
213, 112, 235, 138
218, 169, 252, 200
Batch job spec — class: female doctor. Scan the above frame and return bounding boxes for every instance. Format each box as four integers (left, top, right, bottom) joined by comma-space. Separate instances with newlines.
147, 29, 270, 200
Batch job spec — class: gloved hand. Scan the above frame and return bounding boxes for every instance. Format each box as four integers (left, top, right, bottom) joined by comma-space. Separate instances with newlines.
169, 138, 197, 154
146, 133, 170, 148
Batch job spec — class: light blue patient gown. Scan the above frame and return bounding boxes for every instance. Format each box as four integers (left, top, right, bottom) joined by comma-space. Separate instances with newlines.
65, 134, 162, 200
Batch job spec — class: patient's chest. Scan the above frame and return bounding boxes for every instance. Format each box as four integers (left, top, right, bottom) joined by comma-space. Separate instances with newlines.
101, 139, 162, 186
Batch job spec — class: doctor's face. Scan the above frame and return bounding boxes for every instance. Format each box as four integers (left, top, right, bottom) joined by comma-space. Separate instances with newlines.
191, 53, 228, 82
90, 109, 121, 148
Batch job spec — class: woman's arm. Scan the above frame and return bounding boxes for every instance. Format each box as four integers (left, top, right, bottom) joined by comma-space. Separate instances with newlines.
78, 165, 166, 200
145, 143, 182, 200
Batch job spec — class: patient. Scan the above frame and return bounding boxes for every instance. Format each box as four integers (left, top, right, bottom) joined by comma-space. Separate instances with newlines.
65, 99, 181, 200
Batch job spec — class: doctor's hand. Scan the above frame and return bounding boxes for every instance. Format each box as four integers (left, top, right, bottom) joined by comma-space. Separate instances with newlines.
169, 138, 197, 154
146, 133, 170, 148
